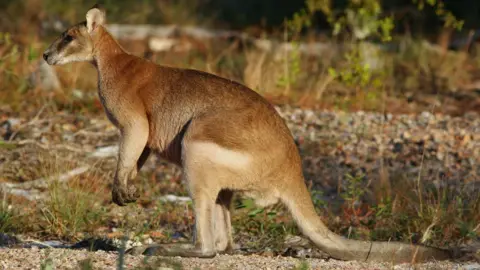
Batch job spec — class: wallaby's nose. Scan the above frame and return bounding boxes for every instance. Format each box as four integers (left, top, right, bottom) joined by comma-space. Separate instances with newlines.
43, 52, 49, 61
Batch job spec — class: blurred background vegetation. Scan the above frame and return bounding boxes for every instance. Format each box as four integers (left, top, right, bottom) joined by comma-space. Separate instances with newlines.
1, 0, 480, 115
2, 0, 479, 36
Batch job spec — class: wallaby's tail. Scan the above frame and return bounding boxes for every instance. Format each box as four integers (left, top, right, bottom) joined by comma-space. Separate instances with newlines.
281, 183, 452, 263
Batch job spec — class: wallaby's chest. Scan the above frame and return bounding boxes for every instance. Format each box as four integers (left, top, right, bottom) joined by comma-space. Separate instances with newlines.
97, 81, 121, 128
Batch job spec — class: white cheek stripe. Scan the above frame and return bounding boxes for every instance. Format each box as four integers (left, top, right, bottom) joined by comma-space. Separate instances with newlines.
188, 142, 251, 170
54, 49, 93, 65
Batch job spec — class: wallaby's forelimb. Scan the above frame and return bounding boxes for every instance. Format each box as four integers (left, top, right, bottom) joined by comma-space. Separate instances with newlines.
128, 146, 151, 180
112, 122, 148, 206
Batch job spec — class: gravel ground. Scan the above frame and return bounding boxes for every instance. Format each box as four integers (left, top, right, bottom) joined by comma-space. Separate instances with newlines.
279, 106, 480, 188
1, 248, 478, 270
2, 105, 479, 189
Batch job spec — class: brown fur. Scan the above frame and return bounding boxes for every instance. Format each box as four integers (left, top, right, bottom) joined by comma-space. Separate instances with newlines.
42, 4, 453, 263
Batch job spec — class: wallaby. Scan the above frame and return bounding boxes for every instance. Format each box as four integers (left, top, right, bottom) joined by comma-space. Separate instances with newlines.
43, 4, 452, 263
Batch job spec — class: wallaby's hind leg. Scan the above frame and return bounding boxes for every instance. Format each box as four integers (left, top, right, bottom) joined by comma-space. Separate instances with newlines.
134, 194, 218, 257
140, 190, 233, 257
214, 190, 234, 253
128, 189, 230, 257
136, 155, 219, 258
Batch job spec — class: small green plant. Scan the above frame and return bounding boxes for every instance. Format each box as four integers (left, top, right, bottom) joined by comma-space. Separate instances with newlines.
40, 258, 54, 270
310, 189, 327, 211
0, 32, 27, 94
78, 258, 94, 270
341, 173, 367, 208
412, 0, 464, 30
233, 198, 297, 251
327, 0, 394, 42
328, 50, 375, 89
276, 41, 302, 95
0, 192, 14, 233
294, 260, 310, 270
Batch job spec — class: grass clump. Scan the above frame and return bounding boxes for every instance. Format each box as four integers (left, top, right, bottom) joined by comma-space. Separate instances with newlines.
294, 260, 310, 270
41, 181, 105, 239
0, 191, 32, 235
0, 192, 15, 233
38, 165, 108, 240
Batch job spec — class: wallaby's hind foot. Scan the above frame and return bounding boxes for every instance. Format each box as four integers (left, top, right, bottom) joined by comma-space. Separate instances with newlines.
128, 243, 216, 258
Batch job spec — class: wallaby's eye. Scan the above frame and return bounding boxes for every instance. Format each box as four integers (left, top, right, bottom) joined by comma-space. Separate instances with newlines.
64, 35, 74, 42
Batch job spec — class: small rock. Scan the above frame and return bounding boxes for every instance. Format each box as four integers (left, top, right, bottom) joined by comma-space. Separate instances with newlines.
70, 238, 118, 251
260, 248, 274, 257
158, 194, 192, 203
463, 263, 480, 270
142, 238, 154, 245
0, 233, 20, 247
91, 145, 119, 158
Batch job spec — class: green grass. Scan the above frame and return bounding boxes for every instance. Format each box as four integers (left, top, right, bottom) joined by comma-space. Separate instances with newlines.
38, 164, 108, 240
294, 260, 310, 270
325, 172, 480, 248
232, 197, 298, 252
0, 192, 15, 233
40, 258, 54, 270
0, 141, 18, 150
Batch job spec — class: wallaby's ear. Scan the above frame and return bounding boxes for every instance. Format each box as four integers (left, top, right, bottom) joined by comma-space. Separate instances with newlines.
86, 4, 106, 33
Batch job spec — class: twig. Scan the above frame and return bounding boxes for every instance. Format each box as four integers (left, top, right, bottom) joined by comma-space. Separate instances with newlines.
13, 139, 49, 150
12, 140, 86, 153
1, 166, 90, 191
73, 129, 114, 138
420, 219, 437, 244
90, 145, 118, 158
72, 121, 113, 137
1, 188, 45, 201
473, 223, 480, 233
159, 194, 192, 203
53, 144, 87, 153
8, 104, 49, 141
22, 239, 55, 249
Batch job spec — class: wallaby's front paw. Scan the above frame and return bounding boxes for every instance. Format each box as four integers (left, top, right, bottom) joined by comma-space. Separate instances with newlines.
112, 185, 139, 206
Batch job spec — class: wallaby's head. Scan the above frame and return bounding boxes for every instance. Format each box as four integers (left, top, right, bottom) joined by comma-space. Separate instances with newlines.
43, 4, 106, 65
